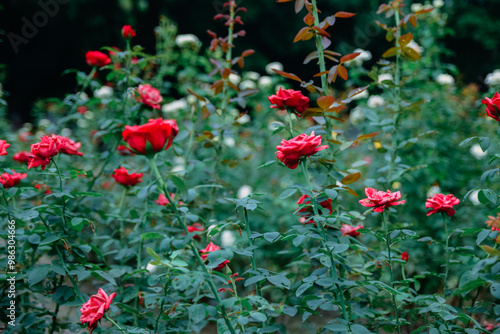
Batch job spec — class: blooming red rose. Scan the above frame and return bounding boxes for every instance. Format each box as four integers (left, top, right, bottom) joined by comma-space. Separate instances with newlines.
425, 193, 460, 217
340, 224, 364, 237
85, 51, 111, 68
296, 194, 333, 224
187, 223, 204, 239
0, 171, 27, 189
275, 132, 328, 169
122, 25, 136, 39
112, 167, 143, 186
268, 88, 309, 115
57, 135, 84, 156
0, 140, 10, 156
13, 151, 31, 164
401, 251, 409, 262
359, 188, 405, 212
28, 135, 63, 170
136, 84, 163, 110
482, 92, 500, 122
116, 145, 135, 156
122, 118, 178, 155
200, 242, 229, 271
80, 288, 117, 334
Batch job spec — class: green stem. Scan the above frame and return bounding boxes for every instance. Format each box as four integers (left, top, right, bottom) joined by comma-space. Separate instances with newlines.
287, 110, 295, 138
443, 212, 450, 298
243, 207, 261, 296
69, 67, 96, 114
389, 5, 402, 179
118, 187, 127, 251
381, 211, 402, 334
1, 188, 12, 222
104, 314, 127, 334
154, 270, 171, 333
148, 156, 237, 334
300, 161, 348, 322
55, 245, 85, 302
52, 159, 68, 232
50, 275, 64, 334
310, 0, 327, 94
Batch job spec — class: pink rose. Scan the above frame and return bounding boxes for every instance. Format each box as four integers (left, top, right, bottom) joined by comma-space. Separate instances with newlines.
425, 193, 460, 216
359, 188, 405, 212
137, 84, 163, 110
340, 224, 364, 237
80, 288, 116, 334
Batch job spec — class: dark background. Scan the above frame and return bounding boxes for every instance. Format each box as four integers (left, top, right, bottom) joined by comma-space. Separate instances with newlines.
1, 0, 499, 126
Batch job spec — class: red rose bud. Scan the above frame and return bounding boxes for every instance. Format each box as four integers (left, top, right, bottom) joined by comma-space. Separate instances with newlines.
0, 171, 27, 189
359, 188, 405, 212
200, 242, 229, 271
13, 151, 31, 164
401, 251, 409, 262
28, 135, 63, 170
85, 51, 111, 68
136, 84, 163, 110
425, 193, 460, 217
155, 193, 184, 206
35, 183, 53, 195
268, 87, 309, 116
122, 25, 136, 39
0, 140, 10, 156
340, 224, 364, 237
122, 118, 178, 155
482, 92, 500, 122
275, 132, 328, 169
80, 288, 116, 334
187, 223, 204, 239
112, 166, 143, 186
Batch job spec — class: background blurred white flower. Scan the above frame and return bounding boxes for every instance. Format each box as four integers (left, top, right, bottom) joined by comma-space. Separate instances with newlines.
433, 0, 444, 8
244, 71, 260, 81
237, 114, 251, 124
436, 73, 454, 85
367, 95, 385, 108
470, 143, 487, 159
229, 74, 241, 85
266, 61, 283, 75
485, 70, 500, 86
351, 89, 368, 100
94, 86, 113, 99
350, 107, 365, 125
407, 40, 424, 54
258, 76, 273, 89
221, 230, 236, 247
346, 48, 372, 66
469, 190, 481, 206
240, 79, 257, 90
175, 34, 201, 48
411, 3, 423, 12
223, 137, 235, 147
237, 185, 253, 199
426, 185, 441, 198
162, 99, 188, 113
378, 73, 394, 84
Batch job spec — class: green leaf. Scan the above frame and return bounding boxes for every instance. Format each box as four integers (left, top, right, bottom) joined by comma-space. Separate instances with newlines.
250, 312, 267, 322
267, 274, 290, 289
94, 270, 117, 286
478, 189, 497, 204
453, 278, 486, 296
479, 137, 491, 152
142, 232, 164, 240
491, 283, 500, 299
476, 229, 490, 245
171, 175, 188, 198
257, 160, 277, 169
264, 232, 280, 243
40, 234, 60, 246
325, 188, 338, 200
188, 304, 206, 324
296, 282, 313, 297
279, 188, 297, 199
29, 265, 50, 287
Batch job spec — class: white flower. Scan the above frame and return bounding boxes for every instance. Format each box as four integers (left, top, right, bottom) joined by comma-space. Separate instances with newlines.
346, 48, 372, 66
221, 230, 236, 247
411, 3, 423, 12
407, 40, 424, 54
485, 70, 500, 86
146, 261, 160, 274
266, 62, 283, 75
349, 107, 365, 125
77, 92, 89, 103
367, 95, 385, 108
351, 89, 369, 100
173, 156, 186, 166
84, 110, 94, 120
469, 190, 481, 206
229, 74, 241, 85
470, 144, 487, 159
224, 137, 235, 147
239, 80, 256, 90
426, 185, 441, 198
162, 99, 188, 113
244, 71, 260, 81
378, 73, 394, 84
433, 0, 444, 8
436, 73, 454, 85
175, 34, 201, 48
186, 95, 197, 105
237, 114, 251, 124
237, 185, 253, 199
258, 76, 273, 89
94, 86, 113, 99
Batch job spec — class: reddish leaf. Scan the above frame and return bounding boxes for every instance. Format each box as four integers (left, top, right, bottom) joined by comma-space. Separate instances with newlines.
301, 108, 324, 117
211, 80, 224, 95
241, 49, 255, 57
325, 105, 347, 113
221, 68, 231, 79
294, 27, 314, 43
272, 69, 302, 82
416, 7, 434, 14
276, 0, 293, 2
402, 46, 421, 61
398, 32, 413, 47
324, 50, 342, 57
317, 96, 335, 110
312, 26, 330, 37
187, 89, 206, 102
357, 132, 381, 140
340, 52, 361, 64
343, 186, 359, 197
337, 65, 348, 80
348, 85, 370, 99
304, 13, 315, 26
376, 4, 390, 14
321, 36, 331, 49
325, 15, 336, 26
335, 11, 356, 18
409, 14, 418, 27
341, 172, 361, 185
326, 115, 345, 123
382, 47, 398, 58
328, 65, 338, 83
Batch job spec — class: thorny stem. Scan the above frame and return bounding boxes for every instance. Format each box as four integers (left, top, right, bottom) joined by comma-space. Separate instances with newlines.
118, 187, 127, 251
52, 159, 68, 233
154, 270, 171, 333
301, 161, 348, 322
389, 3, 402, 179
381, 211, 402, 334
50, 275, 64, 334
55, 245, 85, 302
442, 212, 450, 298
148, 156, 237, 334
287, 110, 295, 137
104, 314, 127, 334
243, 207, 261, 296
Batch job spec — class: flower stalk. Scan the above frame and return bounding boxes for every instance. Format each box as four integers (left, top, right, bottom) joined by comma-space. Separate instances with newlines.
243, 207, 261, 296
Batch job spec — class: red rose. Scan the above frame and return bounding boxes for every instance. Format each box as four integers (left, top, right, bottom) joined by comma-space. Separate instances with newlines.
116, 145, 135, 156
28, 135, 63, 170
122, 25, 136, 39
13, 151, 31, 164
296, 194, 332, 224
155, 193, 183, 206
0, 171, 27, 189
80, 288, 116, 334
340, 224, 364, 237
268, 88, 309, 115
112, 167, 143, 186
122, 118, 178, 155
275, 132, 328, 169
18, 132, 32, 142
200, 242, 229, 271
425, 193, 460, 216
85, 51, 111, 68
77, 106, 88, 115
57, 135, 84, 156
137, 84, 163, 110
187, 223, 204, 239
482, 92, 500, 122
0, 140, 10, 156
359, 188, 405, 212
401, 251, 409, 262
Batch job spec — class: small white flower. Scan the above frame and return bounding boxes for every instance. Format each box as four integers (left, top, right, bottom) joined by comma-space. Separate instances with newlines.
38, 119, 51, 128
237, 185, 253, 199
162, 99, 188, 113
77, 119, 88, 128
485, 69, 500, 86
469, 190, 481, 206
224, 137, 235, 147
61, 128, 72, 137
407, 40, 424, 54
84, 110, 94, 120
221, 230, 236, 247
346, 48, 372, 66
186, 95, 197, 105
411, 3, 423, 12
367, 95, 385, 108
351, 89, 369, 100
436, 73, 454, 85
229, 74, 241, 85
78, 92, 89, 103
175, 34, 201, 48
239, 79, 256, 90
22, 123, 33, 131
433, 0, 444, 8
349, 107, 365, 125
426, 185, 441, 198
266, 62, 284, 75
244, 71, 260, 81
146, 261, 159, 274
378, 73, 394, 84
237, 114, 251, 124
470, 143, 487, 159
173, 156, 186, 166
94, 86, 113, 99
258, 76, 273, 89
